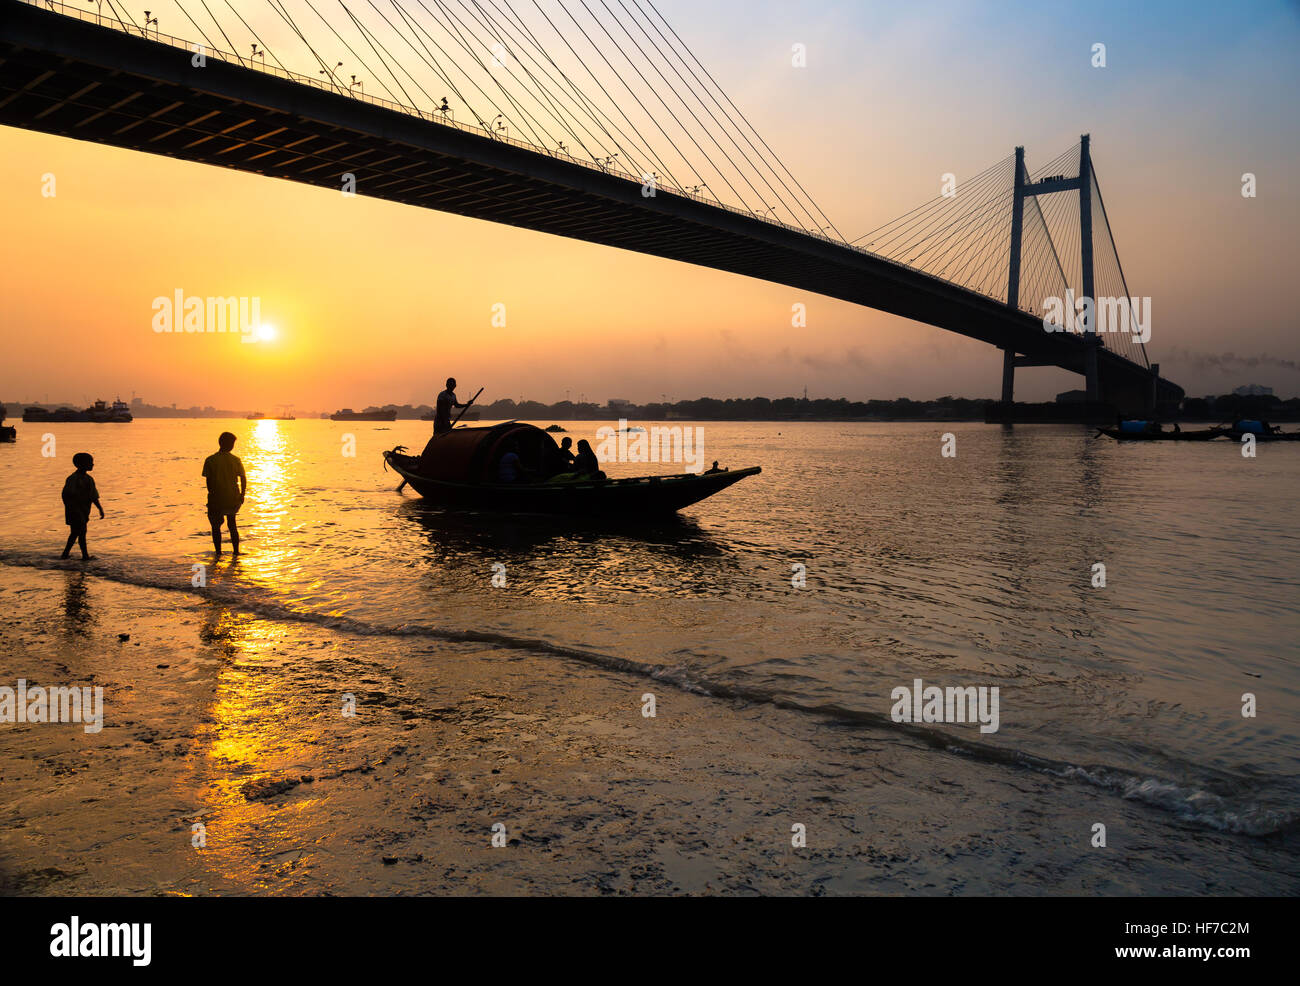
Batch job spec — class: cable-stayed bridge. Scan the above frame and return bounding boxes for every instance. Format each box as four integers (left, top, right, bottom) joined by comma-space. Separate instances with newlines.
0, 0, 1182, 410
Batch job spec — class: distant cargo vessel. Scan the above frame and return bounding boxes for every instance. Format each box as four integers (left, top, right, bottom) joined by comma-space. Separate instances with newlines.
331, 408, 397, 421
23, 398, 132, 423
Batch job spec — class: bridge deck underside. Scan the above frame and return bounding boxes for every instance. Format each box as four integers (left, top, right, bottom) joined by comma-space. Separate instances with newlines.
0, 2, 1177, 402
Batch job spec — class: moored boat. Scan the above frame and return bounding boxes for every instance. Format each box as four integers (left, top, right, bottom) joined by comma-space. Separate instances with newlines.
1096, 426, 1227, 442
383, 421, 759, 515
1222, 428, 1300, 442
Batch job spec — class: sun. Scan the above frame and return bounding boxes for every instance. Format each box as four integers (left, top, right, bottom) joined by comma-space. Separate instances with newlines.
254, 322, 278, 343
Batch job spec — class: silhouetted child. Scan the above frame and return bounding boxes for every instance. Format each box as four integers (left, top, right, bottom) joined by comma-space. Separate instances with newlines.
61, 452, 103, 560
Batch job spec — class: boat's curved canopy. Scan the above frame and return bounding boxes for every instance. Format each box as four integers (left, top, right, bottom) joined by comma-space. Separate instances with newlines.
417, 421, 564, 483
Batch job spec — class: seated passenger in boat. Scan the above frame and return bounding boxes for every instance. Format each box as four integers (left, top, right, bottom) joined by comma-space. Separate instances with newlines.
573, 439, 605, 480
557, 436, 576, 468
497, 443, 535, 483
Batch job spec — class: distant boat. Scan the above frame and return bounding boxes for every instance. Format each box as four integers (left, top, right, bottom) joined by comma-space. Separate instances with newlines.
1223, 427, 1300, 442
0, 404, 15, 442
272, 405, 296, 420
246, 411, 265, 420
332, 408, 397, 421
383, 421, 760, 516
23, 399, 131, 423
1096, 426, 1226, 442
23, 406, 75, 422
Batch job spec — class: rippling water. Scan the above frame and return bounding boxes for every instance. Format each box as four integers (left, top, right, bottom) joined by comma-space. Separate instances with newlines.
2, 417, 1297, 835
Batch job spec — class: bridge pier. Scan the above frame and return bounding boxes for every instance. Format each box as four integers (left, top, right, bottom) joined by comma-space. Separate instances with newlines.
1001, 348, 1015, 403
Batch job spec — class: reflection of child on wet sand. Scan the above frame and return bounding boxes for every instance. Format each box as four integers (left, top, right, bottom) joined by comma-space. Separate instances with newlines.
61, 452, 104, 560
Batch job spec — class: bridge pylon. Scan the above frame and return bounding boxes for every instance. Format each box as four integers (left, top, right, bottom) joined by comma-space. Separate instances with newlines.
1002, 134, 1104, 405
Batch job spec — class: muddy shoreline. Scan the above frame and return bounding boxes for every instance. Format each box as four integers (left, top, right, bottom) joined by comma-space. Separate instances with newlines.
1, 566, 1296, 896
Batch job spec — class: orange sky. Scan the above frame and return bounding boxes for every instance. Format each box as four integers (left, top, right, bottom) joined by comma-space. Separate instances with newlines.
2, 0, 1297, 410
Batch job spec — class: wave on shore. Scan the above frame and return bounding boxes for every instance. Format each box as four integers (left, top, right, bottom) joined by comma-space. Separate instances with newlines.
3, 547, 1296, 839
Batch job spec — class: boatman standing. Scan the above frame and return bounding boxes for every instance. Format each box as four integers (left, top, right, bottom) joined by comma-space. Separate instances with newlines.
434, 377, 468, 434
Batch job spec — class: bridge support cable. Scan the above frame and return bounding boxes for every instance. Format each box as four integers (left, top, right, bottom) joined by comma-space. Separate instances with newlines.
565, 0, 755, 212
851, 154, 1011, 248
850, 155, 1017, 299
223, 1, 292, 74
173, 0, 225, 62
550, 0, 696, 193
482, 0, 669, 177
425, 0, 568, 149
864, 158, 1012, 262
524, 0, 686, 187
51, 0, 843, 232
594, 0, 789, 222
264, 0, 353, 94
635, 0, 846, 241
1089, 159, 1149, 369
451, 0, 606, 162
603, 0, 814, 232
199, 0, 245, 63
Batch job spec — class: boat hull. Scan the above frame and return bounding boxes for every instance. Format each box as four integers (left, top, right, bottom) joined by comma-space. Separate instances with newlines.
384, 451, 760, 515
1096, 427, 1226, 442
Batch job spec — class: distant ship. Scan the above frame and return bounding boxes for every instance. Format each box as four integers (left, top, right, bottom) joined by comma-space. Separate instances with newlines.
331, 408, 397, 421
246, 411, 265, 420
23, 398, 132, 423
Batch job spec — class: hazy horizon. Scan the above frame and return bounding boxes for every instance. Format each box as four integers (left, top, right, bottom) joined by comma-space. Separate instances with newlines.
3, 0, 1297, 408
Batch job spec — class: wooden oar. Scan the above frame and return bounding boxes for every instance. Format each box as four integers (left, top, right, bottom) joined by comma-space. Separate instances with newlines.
450, 386, 484, 429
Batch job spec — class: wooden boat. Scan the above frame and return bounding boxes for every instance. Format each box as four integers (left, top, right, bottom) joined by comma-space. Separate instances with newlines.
383, 421, 760, 515
1096, 426, 1227, 442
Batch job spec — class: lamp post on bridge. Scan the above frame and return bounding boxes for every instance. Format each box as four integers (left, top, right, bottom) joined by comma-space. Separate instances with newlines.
319, 61, 343, 93
86, 0, 102, 25
142, 10, 157, 38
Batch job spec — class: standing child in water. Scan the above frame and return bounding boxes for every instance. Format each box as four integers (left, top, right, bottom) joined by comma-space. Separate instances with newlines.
61, 452, 104, 560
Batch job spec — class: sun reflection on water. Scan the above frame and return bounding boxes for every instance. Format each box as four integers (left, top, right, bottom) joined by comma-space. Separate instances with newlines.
187, 605, 328, 888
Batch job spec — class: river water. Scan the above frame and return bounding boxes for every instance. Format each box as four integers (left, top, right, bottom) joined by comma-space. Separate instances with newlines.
1, 418, 1297, 843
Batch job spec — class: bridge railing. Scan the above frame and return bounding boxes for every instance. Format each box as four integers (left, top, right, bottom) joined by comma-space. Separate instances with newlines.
17, 0, 1148, 370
